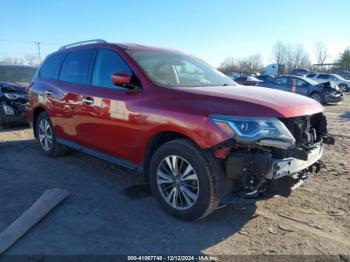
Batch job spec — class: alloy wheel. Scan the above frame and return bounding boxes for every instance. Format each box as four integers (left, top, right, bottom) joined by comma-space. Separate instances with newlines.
156, 155, 199, 210
311, 93, 322, 102
339, 84, 346, 92
38, 119, 53, 151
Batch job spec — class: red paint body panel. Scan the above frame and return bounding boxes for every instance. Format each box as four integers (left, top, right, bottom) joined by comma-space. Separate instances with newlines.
77, 85, 142, 163
27, 43, 324, 168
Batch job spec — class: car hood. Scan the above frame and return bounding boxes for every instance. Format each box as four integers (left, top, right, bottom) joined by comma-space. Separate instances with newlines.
175, 85, 324, 118
0, 81, 28, 93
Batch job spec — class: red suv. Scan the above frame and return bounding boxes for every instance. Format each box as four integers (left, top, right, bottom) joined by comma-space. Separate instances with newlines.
28, 40, 333, 220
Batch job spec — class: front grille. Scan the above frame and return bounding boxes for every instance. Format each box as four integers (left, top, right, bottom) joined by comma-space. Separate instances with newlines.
280, 114, 322, 149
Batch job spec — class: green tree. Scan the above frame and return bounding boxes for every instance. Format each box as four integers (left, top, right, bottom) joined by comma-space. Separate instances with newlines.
339, 48, 350, 70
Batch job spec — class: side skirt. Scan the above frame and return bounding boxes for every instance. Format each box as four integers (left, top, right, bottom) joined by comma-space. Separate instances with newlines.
57, 138, 144, 173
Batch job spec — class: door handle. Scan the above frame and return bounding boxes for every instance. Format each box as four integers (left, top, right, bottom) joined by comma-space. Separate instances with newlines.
82, 97, 94, 105
45, 90, 53, 96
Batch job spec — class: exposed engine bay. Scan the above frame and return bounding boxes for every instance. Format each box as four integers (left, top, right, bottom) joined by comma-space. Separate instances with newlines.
217, 112, 334, 203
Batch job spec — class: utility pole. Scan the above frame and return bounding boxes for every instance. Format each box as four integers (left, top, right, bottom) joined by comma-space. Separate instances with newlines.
34, 41, 41, 65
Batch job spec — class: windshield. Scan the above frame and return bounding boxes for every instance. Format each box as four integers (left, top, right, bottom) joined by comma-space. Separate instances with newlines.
0, 66, 37, 82
127, 50, 236, 88
332, 74, 345, 80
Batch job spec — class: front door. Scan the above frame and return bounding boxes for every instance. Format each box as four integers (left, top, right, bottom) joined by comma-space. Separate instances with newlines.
77, 49, 142, 164
288, 77, 310, 96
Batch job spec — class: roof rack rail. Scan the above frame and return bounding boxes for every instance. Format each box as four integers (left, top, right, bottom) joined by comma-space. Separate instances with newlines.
59, 39, 107, 50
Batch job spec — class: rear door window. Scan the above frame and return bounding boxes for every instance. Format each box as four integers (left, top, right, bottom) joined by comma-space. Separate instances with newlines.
59, 50, 93, 84
92, 49, 132, 89
39, 53, 65, 79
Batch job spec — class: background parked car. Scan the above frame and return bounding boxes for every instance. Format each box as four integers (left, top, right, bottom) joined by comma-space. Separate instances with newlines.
332, 70, 350, 80
0, 64, 37, 125
259, 75, 342, 104
306, 73, 350, 92
290, 68, 314, 77
257, 74, 275, 82
234, 76, 262, 86
226, 71, 241, 80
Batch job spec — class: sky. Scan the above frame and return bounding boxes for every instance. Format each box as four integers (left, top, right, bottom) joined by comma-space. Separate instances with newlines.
0, 0, 349, 67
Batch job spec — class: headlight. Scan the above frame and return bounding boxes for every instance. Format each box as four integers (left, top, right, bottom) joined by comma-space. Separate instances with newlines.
4, 92, 27, 100
210, 115, 295, 145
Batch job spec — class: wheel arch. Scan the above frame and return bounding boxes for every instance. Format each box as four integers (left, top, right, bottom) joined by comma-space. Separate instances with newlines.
143, 130, 199, 179
310, 91, 323, 101
32, 106, 47, 138
142, 128, 229, 200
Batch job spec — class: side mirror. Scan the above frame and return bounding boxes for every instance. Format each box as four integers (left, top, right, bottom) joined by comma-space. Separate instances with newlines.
111, 73, 131, 87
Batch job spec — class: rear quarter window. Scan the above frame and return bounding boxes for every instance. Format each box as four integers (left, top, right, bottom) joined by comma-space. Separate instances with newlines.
39, 53, 65, 79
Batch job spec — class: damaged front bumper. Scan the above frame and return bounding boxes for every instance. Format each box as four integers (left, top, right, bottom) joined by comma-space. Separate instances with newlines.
0, 101, 28, 124
220, 149, 324, 205
266, 144, 323, 180
210, 112, 334, 205
220, 144, 324, 204
324, 92, 343, 104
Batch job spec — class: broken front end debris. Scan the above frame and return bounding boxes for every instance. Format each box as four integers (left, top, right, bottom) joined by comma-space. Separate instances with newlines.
0, 82, 28, 125
210, 113, 334, 204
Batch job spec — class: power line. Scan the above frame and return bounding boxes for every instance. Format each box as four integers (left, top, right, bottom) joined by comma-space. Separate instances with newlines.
0, 39, 34, 44
0, 39, 60, 46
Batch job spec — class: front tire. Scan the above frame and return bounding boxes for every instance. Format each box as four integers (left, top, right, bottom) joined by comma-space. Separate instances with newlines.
149, 139, 219, 221
339, 84, 348, 92
36, 111, 66, 157
310, 92, 323, 103
0, 101, 8, 126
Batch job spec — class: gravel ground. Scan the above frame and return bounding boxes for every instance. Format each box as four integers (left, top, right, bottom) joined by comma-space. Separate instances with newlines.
0, 95, 349, 257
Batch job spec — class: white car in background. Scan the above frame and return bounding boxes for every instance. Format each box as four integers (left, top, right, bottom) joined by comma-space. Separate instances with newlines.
306, 73, 350, 92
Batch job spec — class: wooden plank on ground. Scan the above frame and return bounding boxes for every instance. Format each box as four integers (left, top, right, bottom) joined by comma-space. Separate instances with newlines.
0, 188, 69, 254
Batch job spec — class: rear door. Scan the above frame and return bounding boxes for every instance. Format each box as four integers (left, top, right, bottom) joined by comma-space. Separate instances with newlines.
77, 48, 142, 164
53, 49, 94, 143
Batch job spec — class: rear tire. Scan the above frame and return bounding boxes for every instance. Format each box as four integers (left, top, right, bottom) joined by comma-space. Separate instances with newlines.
36, 111, 66, 157
149, 139, 219, 221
